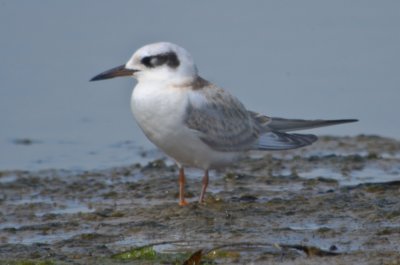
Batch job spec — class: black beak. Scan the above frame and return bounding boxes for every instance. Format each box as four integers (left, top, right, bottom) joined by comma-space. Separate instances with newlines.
90, 64, 138, 81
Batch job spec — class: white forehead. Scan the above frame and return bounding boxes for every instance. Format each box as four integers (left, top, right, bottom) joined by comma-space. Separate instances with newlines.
133, 42, 192, 61
127, 42, 198, 79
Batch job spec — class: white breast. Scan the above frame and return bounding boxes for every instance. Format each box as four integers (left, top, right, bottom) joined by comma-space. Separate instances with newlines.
131, 81, 188, 145
130, 82, 241, 169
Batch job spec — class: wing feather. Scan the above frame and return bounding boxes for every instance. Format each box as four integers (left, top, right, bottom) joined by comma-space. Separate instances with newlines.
254, 131, 318, 150
184, 85, 259, 152
184, 79, 354, 152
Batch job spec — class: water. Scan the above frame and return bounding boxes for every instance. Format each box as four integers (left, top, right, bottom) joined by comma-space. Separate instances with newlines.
0, 1, 399, 171
298, 166, 400, 186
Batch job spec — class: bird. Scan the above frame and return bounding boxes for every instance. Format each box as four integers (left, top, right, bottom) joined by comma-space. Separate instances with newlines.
90, 42, 357, 206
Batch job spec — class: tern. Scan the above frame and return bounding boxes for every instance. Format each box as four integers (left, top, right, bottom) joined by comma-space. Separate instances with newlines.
91, 42, 357, 206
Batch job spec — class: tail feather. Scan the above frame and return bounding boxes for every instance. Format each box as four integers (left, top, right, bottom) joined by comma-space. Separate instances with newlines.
254, 131, 318, 151
248, 111, 357, 150
266, 117, 358, 132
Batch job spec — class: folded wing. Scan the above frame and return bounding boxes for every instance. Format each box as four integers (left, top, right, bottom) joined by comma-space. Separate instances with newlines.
185, 87, 259, 152
184, 82, 357, 152
254, 131, 317, 150
266, 117, 358, 132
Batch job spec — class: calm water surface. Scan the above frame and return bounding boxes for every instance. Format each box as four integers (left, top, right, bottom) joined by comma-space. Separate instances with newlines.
0, 1, 399, 170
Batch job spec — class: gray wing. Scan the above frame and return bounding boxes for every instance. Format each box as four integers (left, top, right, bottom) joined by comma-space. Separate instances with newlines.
248, 111, 357, 150
248, 111, 358, 132
266, 117, 358, 132
184, 83, 322, 152
255, 131, 318, 150
185, 86, 259, 152
249, 111, 318, 150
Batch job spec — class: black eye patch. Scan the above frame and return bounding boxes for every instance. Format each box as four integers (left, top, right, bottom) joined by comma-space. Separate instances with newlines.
141, 52, 180, 68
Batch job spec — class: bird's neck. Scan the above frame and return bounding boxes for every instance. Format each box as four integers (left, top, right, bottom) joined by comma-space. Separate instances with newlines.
137, 74, 200, 88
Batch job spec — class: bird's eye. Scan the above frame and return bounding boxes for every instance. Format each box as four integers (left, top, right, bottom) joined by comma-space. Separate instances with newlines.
151, 56, 166, 66
141, 56, 153, 67
141, 55, 165, 68
140, 52, 180, 69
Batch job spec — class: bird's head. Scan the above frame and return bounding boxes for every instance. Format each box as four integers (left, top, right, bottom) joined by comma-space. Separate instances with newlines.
90, 42, 198, 85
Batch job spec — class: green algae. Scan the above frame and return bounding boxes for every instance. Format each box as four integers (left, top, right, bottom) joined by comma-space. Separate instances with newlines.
112, 246, 157, 260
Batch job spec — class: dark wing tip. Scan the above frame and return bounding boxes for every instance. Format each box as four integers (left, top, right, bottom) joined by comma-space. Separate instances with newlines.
334, 119, 358, 123
89, 75, 101, 82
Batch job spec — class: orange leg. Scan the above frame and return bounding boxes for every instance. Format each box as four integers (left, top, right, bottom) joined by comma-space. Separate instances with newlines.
179, 167, 188, 206
199, 170, 209, 203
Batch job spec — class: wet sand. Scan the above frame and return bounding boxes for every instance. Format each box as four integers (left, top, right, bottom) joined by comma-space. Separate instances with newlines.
0, 135, 399, 264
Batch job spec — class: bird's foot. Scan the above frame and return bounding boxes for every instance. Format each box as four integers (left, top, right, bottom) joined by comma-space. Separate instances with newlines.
179, 199, 189, 206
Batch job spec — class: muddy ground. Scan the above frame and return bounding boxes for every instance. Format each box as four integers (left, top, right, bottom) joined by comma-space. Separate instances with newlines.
0, 135, 399, 264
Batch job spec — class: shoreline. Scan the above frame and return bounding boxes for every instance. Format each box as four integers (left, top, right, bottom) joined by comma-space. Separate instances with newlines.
1, 135, 399, 264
